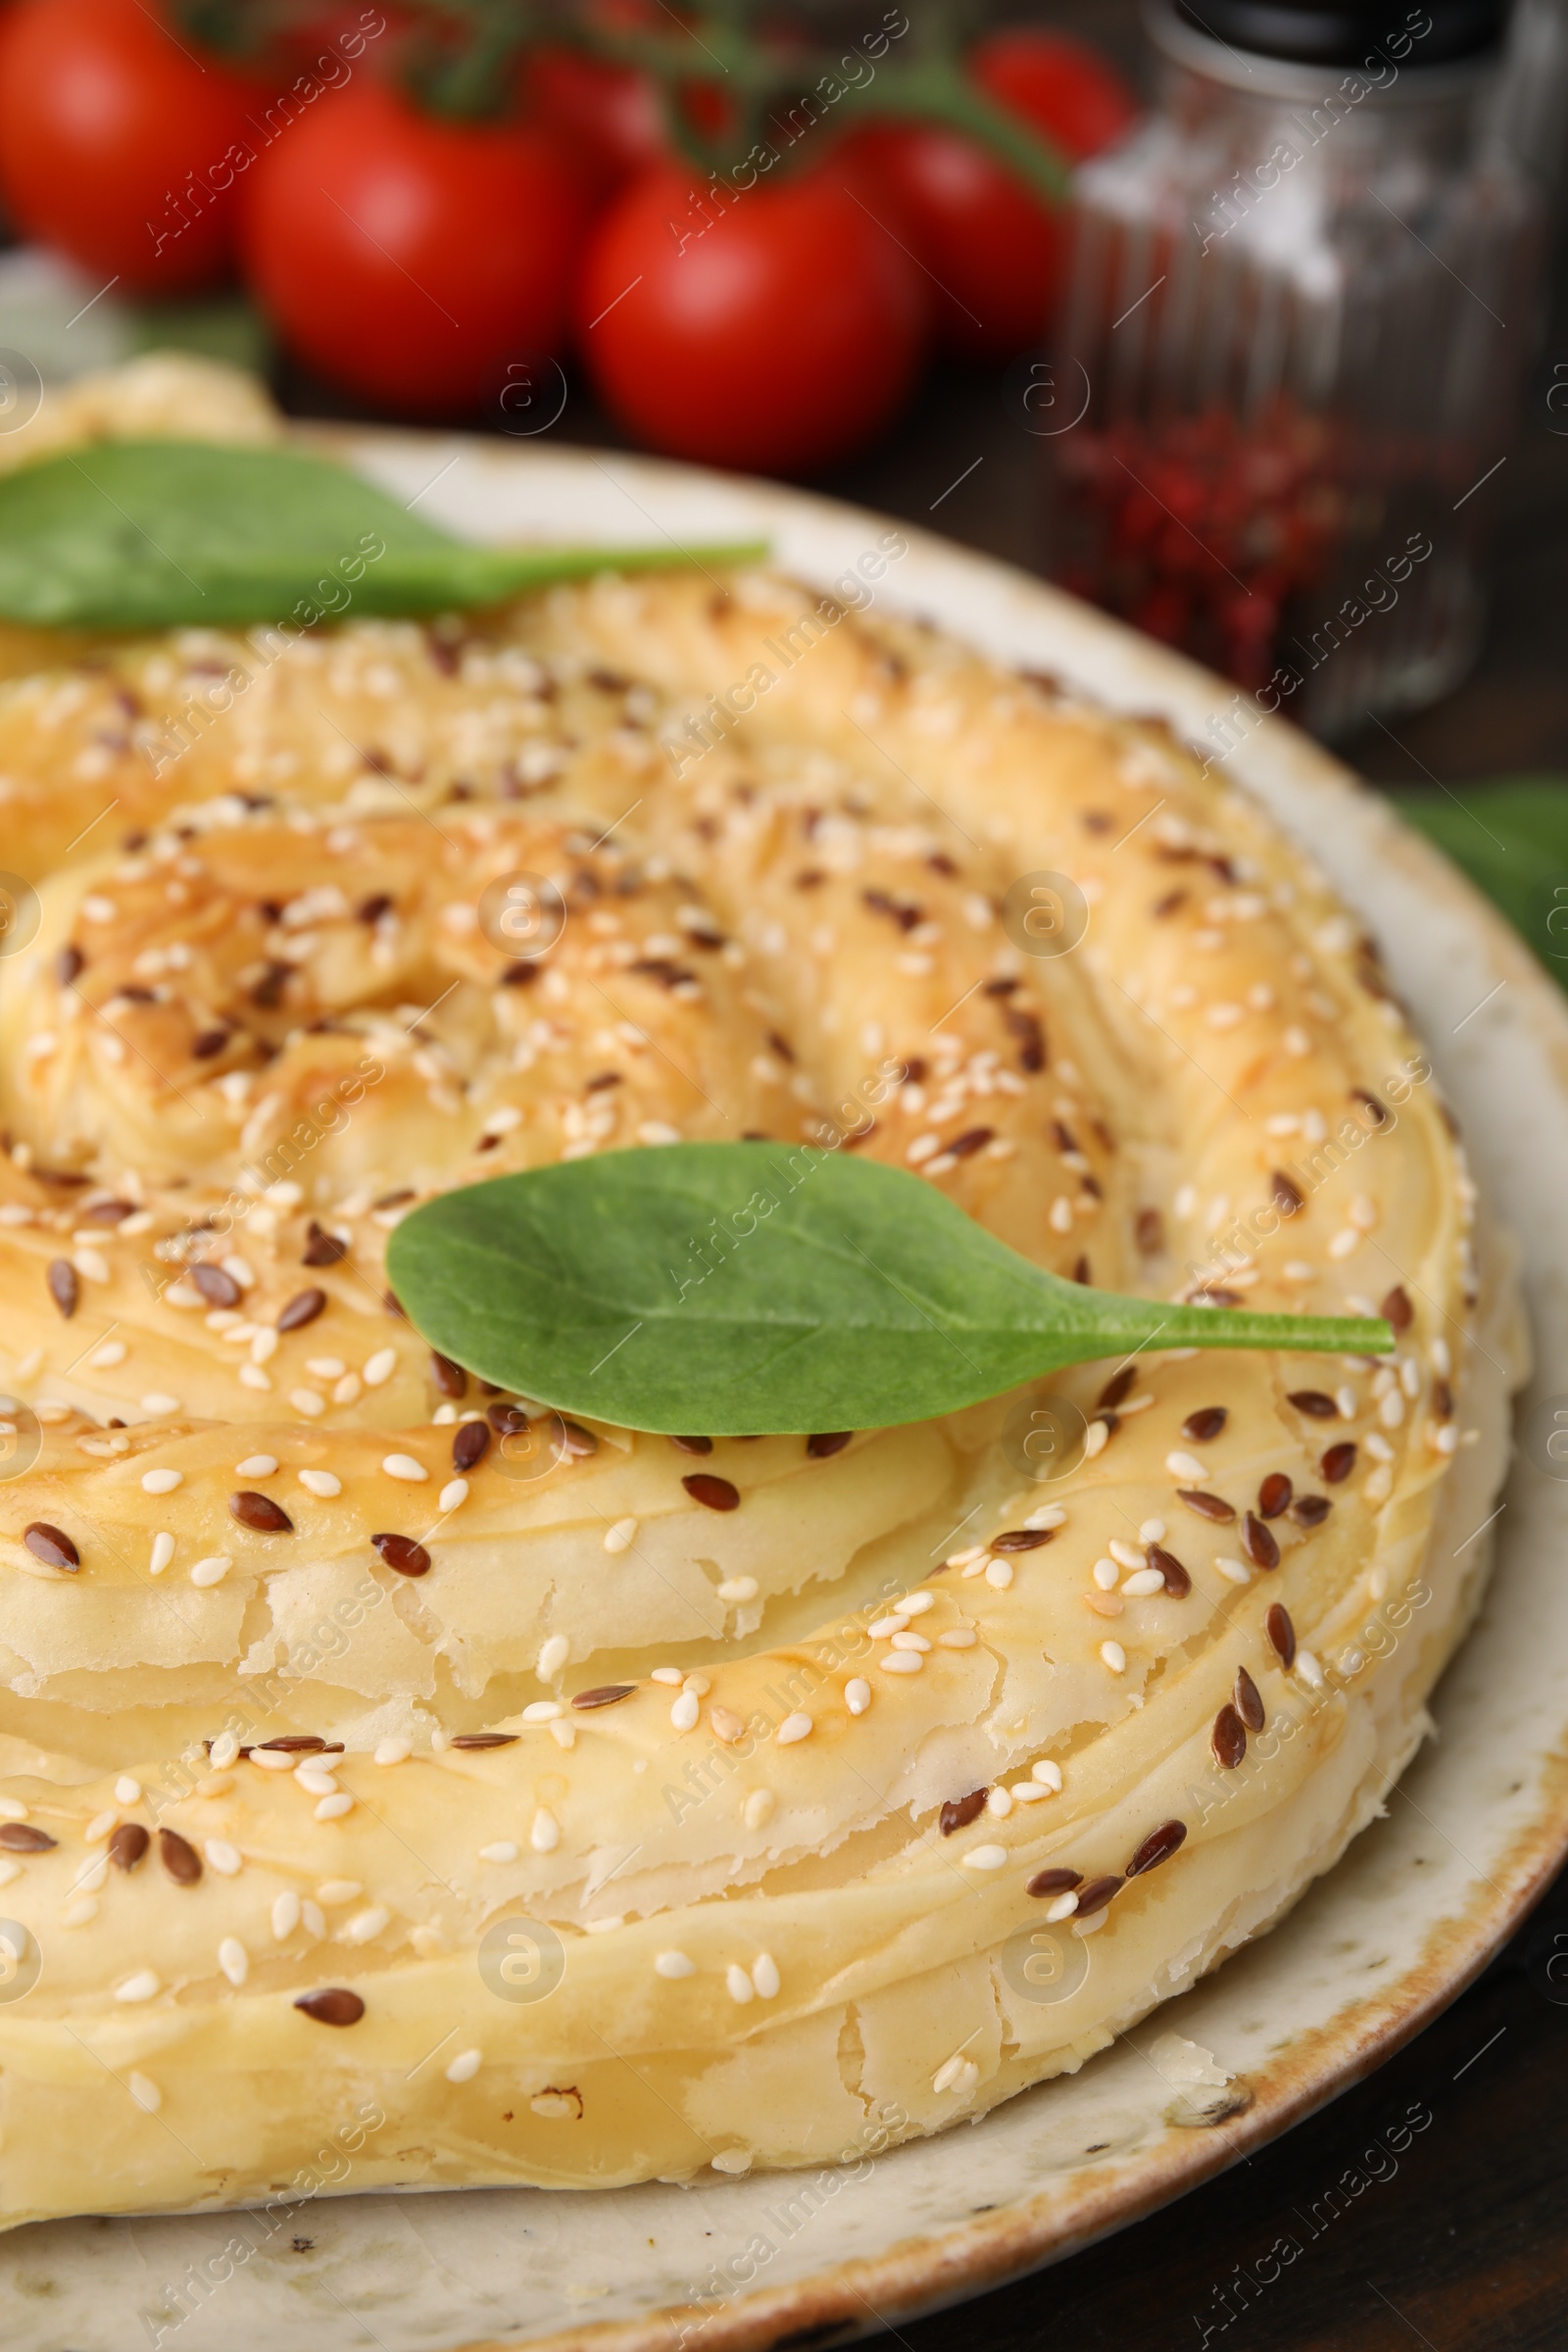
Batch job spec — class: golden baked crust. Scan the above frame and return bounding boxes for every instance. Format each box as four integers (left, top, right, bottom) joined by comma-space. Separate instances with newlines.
0, 369, 1519, 2227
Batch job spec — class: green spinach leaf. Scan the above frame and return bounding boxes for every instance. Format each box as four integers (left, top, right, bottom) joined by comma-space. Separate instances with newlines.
1396, 778, 1568, 994
0, 441, 765, 629
387, 1144, 1391, 1435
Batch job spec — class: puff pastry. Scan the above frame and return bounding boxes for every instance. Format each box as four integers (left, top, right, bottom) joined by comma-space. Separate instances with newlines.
0, 363, 1521, 2229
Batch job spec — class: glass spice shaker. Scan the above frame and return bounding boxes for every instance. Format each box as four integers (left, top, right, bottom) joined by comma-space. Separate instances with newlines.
1043, 0, 1546, 738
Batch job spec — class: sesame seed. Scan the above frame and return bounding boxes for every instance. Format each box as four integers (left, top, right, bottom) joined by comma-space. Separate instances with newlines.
710, 1706, 746, 1742
446, 2048, 482, 2082
364, 1348, 398, 1388
295, 1768, 339, 1797
937, 1628, 977, 1648
869, 1614, 909, 1639
209, 1732, 240, 1768
604, 1516, 637, 1552
342, 1906, 390, 1944
290, 1388, 326, 1416
315, 1792, 354, 1821
1166, 1450, 1207, 1481
879, 1651, 923, 1675
985, 1557, 1014, 1590
745, 1789, 775, 1831
725, 1963, 755, 2004
986, 1787, 1013, 1818
655, 1949, 695, 1978
1122, 1568, 1166, 1596
298, 1469, 341, 1497
190, 1556, 230, 1587
218, 1937, 248, 1986
776, 1712, 812, 1744
845, 1677, 871, 1714
530, 1807, 561, 1853
115, 1776, 141, 1805
717, 1575, 759, 1601
962, 1843, 1007, 1871
382, 1454, 428, 1482
1215, 1557, 1250, 1585
521, 1700, 563, 1724
1100, 1640, 1127, 1673
205, 1840, 242, 1876
933, 2054, 980, 2096
890, 1631, 930, 1652
236, 1454, 278, 1478
149, 1532, 174, 1575
115, 1969, 161, 2003
374, 1739, 411, 1766
538, 1635, 569, 1680
670, 1690, 701, 1731
1093, 1557, 1119, 1591
271, 1891, 302, 1939
139, 1467, 181, 1495
946, 1545, 986, 1569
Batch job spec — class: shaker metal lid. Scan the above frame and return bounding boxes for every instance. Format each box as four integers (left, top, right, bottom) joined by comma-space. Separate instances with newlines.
1171, 1, 1506, 65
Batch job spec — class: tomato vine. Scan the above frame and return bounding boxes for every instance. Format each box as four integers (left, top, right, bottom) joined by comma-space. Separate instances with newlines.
171, 0, 1069, 197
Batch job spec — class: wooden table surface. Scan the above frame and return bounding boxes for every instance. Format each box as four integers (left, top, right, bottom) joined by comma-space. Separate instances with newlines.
273, 8, 1568, 2330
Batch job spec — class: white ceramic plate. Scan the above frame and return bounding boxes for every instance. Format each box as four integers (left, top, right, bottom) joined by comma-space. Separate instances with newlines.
7, 436, 1566, 2352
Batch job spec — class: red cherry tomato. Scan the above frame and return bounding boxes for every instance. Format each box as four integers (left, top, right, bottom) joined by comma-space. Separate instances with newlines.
970, 29, 1140, 163
0, 0, 260, 295
842, 122, 1058, 366
845, 34, 1138, 364
522, 45, 666, 197
239, 75, 588, 418
577, 163, 925, 475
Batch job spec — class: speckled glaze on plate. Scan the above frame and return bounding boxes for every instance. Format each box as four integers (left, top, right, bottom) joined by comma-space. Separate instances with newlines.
4, 437, 1564, 2352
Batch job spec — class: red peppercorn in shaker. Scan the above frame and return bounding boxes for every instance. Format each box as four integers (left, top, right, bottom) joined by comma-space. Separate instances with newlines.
1043, 0, 1544, 737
